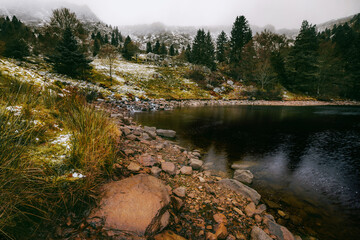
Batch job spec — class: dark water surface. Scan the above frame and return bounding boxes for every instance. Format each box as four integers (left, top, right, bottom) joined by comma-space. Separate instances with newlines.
133, 105, 360, 239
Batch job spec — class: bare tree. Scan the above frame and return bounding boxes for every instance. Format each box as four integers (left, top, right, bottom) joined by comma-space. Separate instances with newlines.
99, 44, 118, 81
50, 8, 81, 32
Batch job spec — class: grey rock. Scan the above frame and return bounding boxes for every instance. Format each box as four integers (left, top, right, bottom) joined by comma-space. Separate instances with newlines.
144, 126, 156, 132
161, 162, 176, 175
233, 169, 254, 184
266, 220, 295, 240
251, 226, 272, 240
217, 179, 261, 205
180, 166, 193, 175
173, 187, 186, 198
189, 159, 203, 170
151, 166, 162, 177
156, 129, 176, 138
127, 162, 141, 172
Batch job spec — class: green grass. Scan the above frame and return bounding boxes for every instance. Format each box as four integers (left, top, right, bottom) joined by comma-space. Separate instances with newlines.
0, 73, 120, 239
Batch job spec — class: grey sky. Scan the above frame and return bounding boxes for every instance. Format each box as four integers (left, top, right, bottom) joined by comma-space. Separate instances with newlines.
3, 0, 360, 28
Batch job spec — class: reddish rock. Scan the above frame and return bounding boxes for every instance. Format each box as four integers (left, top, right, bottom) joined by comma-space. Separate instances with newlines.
215, 223, 228, 239
245, 202, 256, 217
173, 187, 186, 198
161, 162, 176, 175
89, 174, 170, 237
138, 154, 157, 167
127, 162, 141, 172
154, 230, 186, 240
180, 166, 193, 175
213, 213, 228, 225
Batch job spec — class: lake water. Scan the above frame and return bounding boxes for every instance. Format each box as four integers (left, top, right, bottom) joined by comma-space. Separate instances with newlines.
133, 105, 360, 240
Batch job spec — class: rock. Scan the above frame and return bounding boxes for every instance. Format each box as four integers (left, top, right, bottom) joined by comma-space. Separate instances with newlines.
217, 179, 261, 205
199, 176, 206, 183
154, 230, 186, 240
133, 129, 142, 136
111, 113, 123, 118
151, 166, 162, 177
173, 187, 186, 198
144, 126, 156, 133
138, 154, 157, 167
127, 134, 138, 141
233, 169, 254, 184
147, 131, 157, 139
123, 117, 131, 125
122, 127, 131, 136
180, 166, 193, 175
124, 149, 135, 156
255, 204, 267, 214
266, 220, 295, 240
264, 199, 281, 209
245, 202, 256, 217
254, 214, 262, 223
263, 214, 276, 225
206, 232, 218, 240
251, 226, 272, 240
172, 196, 184, 210
278, 210, 286, 218
233, 207, 244, 216
156, 129, 176, 138
294, 236, 302, 240
213, 213, 228, 225
215, 223, 228, 239
189, 159, 203, 170
127, 162, 141, 172
161, 162, 176, 175
89, 174, 170, 237
142, 133, 152, 141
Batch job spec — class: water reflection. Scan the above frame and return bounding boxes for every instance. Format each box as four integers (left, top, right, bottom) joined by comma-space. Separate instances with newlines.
134, 105, 360, 239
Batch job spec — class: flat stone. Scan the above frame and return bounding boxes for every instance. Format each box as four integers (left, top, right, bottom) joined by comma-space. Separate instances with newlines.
156, 129, 176, 138
180, 166, 193, 175
213, 213, 228, 224
161, 162, 176, 175
144, 126, 156, 133
151, 166, 162, 177
173, 187, 186, 198
89, 174, 170, 237
138, 154, 157, 167
189, 159, 203, 170
233, 169, 254, 184
245, 202, 256, 217
127, 162, 141, 172
217, 179, 261, 205
251, 226, 272, 240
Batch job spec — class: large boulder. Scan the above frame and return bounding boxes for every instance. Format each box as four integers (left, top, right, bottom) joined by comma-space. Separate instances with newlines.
89, 174, 170, 237
189, 159, 203, 170
266, 220, 295, 240
156, 129, 176, 138
233, 169, 254, 184
251, 226, 272, 240
217, 179, 261, 205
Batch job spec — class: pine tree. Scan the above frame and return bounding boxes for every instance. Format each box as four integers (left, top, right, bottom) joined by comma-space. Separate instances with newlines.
153, 40, 161, 54
93, 38, 100, 56
48, 27, 91, 77
160, 43, 167, 55
169, 44, 175, 56
146, 42, 152, 53
185, 44, 192, 62
104, 34, 109, 44
4, 38, 29, 60
287, 20, 319, 94
230, 16, 252, 64
122, 36, 138, 60
191, 29, 215, 69
216, 31, 228, 63
111, 31, 118, 46
205, 31, 216, 70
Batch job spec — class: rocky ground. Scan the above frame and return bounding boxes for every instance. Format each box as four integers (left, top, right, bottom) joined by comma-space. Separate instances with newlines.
48, 100, 313, 240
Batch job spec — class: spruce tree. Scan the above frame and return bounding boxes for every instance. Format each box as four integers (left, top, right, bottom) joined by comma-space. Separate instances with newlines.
146, 42, 152, 53
4, 38, 29, 60
93, 39, 100, 56
48, 27, 91, 77
153, 40, 161, 54
169, 44, 175, 56
230, 16, 252, 64
160, 43, 167, 55
216, 31, 228, 63
185, 44, 192, 62
205, 31, 216, 70
122, 36, 138, 60
191, 29, 216, 69
287, 20, 319, 94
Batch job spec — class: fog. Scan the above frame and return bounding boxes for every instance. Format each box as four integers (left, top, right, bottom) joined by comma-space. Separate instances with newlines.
1, 0, 360, 29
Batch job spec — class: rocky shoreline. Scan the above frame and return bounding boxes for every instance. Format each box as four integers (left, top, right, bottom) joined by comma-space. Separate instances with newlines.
103, 98, 360, 113
51, 99, 356, 239
66, 100, 310, 240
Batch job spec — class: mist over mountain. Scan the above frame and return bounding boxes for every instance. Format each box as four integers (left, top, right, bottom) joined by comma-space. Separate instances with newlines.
0, 0, 100, 26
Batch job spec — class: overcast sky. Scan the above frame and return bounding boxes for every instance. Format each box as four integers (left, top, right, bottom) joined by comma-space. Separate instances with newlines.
3, 0, 360, 29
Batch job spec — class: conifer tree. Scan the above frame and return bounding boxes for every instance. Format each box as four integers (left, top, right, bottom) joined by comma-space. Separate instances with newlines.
185, 44, 192, 62
153, 40, 161, 54
122, 36, 138, 60
230, 16, 252, 64
191, 29, 216, 69
216, 31, 228, 63
146, 42, 152, 53
160, 43, 167, 55
48, 27, 91, 77
287, 20, 319, 94
169, 44, 175, 56
93, 39, 100, 56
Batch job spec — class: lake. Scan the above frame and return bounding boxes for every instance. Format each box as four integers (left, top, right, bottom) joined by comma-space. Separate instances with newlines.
133, 105, 360, 240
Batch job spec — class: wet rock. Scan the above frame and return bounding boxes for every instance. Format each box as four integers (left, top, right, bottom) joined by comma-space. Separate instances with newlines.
154, 230, 186, 240
278, 210, 286, 218
138, 154, 157, 167
266, 220, 295, 240
245, 202, 256, 217
180, 166, 193, 175
251, 226, 272, 240
161, 162, 176, 175
156, 129, 176, 138
127, 162, 141, 172
233, 169, 253, 184
217, 179, 261, 205
264, 199, 281, 209
173, 187, 186, 198
151, 166, 162, 177
89, 174, 170, 237
189, 159, 203, 170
